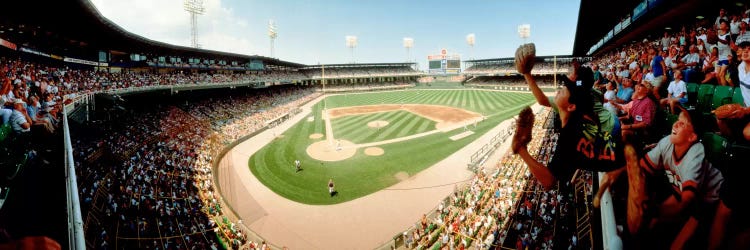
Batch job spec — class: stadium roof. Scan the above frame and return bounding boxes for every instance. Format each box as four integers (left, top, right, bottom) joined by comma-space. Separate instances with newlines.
0, 0, 305, 68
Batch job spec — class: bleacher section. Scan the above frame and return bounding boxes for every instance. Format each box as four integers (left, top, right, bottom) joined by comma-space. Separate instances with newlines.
396, 108, 600, 250
463, 57, 579, 76
73, 86, 319, 249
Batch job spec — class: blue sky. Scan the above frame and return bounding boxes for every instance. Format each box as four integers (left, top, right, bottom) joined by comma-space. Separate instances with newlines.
91, 0, 580, 69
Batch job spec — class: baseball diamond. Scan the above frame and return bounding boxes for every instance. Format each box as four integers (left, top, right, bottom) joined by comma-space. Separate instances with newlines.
248, 89, 534, 205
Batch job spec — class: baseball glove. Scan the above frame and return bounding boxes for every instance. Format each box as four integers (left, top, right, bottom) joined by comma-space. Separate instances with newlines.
515, 43, 536, 74
713, 103, 746, 119
512, 106, 535, 154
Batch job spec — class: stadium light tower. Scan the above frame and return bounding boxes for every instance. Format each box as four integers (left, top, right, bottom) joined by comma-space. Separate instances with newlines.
403, 37, 414, 62
518, 24, 530, 43
269, 20, 278, 58
466, 33, 475, 60
184, 0, 205, 48
346, 35, 358, 64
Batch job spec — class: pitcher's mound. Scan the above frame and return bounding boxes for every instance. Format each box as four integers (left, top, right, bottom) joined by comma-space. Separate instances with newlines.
367, 120, 389, 128
364, 147, 384, 156
309, 133, 324, 139
306, 140, 356, 162
394, 171, 409, 181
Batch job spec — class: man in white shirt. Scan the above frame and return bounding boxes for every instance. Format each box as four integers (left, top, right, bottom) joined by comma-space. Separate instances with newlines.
680, 45, 701, 82
10, 99, 31, 134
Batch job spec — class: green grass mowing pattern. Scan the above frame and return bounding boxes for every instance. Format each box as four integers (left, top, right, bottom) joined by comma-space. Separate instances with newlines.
249, 90, 535, 204
331, 110, 436, 144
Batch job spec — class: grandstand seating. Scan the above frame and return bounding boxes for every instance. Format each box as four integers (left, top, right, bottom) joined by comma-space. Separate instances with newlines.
685, 82, 699, 110
732, 87, 744, 105
701, 132, 731, 169
696, 84, 715, 115
711, 85, 735, 111
399, 108, 593, 250
0, 124, 10, 145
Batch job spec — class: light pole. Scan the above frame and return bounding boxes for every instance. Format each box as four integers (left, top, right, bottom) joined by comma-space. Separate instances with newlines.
346, 35, 358, 64
403, 37, 414, 62
269, 20, 278, 58
518, 24, 530, 43
466, 33, 475, 60
183, 0, 205, 48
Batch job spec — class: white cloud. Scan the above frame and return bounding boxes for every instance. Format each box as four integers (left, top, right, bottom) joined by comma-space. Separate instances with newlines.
90, 0, 258, 55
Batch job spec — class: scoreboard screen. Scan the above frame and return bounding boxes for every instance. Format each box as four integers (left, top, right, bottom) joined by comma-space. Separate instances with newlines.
248, 60, 265, 70
447, 60, 460, 69
429, 60, 442, 69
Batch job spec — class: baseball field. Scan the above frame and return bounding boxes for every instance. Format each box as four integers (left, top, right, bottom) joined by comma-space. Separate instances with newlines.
249, 89, 535, 204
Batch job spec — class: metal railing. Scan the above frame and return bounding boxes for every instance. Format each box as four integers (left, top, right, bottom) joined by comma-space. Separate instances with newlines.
598, 172, 623, 250
63, 104, 86, 250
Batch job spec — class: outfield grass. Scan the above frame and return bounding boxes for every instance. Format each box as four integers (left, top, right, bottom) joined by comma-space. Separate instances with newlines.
331, 110, 436, 144
249, 89, 535, 204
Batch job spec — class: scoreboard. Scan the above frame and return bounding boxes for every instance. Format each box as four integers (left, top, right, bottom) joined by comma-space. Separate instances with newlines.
428, 49, 461, 74
447, 60, 460, 69
429, 60, 442, 69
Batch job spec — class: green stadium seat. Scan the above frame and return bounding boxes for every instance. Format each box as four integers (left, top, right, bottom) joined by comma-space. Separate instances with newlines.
0, 124, 10, 143
701, 132, 730, 169
685, 82, 699, 110
731, 87, 744, 105
712, 85, 735, 109
696, 84, 715, 115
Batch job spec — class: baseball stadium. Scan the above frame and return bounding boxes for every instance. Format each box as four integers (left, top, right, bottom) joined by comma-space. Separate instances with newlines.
1, 0, 750, 250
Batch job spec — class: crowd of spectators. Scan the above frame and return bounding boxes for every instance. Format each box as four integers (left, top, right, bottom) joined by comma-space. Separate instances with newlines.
589, 6, 750, 92
463, 62, 567, 76
302, 66, 420, 79
317, 82, 414, 93
558, 5, 750, 250
187, 87, 320, 144
2, 57, 418, 111
0, 57, 65, 178
401, 108, 591, 250
73, 85, 319, 249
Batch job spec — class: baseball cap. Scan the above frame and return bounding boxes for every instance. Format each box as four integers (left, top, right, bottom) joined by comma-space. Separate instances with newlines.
560, 66, 595, 113
737, 35, 750, 48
